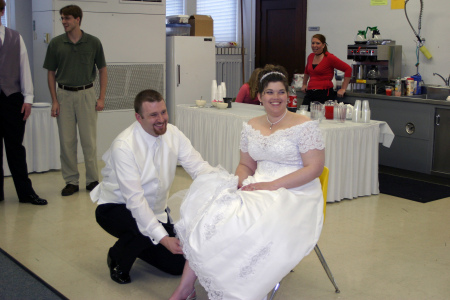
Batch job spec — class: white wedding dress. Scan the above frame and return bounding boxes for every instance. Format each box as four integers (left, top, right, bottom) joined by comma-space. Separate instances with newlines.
175, 121, 325, 300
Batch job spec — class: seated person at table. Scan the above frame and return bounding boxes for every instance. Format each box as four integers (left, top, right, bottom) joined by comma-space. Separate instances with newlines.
90, 89, 215, 284
169, 64, 325, 300
235, 67, 262, 105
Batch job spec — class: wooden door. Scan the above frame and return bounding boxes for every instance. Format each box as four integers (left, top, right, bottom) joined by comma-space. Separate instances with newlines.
255, 0, 307, 82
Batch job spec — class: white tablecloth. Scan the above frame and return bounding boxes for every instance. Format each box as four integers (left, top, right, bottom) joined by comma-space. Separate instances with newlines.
176, 103, 394, 202
3, 103, 60, 176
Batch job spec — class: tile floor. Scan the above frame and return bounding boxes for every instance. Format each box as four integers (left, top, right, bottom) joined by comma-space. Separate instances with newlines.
1, 163, 449, 300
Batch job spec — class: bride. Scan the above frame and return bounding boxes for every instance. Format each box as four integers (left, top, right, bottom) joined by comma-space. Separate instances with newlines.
170, 65, 325, 300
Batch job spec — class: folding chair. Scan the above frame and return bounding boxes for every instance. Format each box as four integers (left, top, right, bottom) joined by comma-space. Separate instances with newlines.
269, 167, 340, 300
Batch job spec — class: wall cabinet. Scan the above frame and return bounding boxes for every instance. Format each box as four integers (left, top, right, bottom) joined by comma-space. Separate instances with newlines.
432, 108, 450, 177
344, 95, 436, 174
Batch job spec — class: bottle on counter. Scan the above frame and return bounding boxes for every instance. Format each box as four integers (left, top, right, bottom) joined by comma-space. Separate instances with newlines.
411, 73, 422, 95
288, 85, 298, 113
394, 77, 402, 96
406, 78, 414, 96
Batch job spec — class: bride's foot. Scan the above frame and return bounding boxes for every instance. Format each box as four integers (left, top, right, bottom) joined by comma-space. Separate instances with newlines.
186, 289, 196, 300
169, 287, 196, 300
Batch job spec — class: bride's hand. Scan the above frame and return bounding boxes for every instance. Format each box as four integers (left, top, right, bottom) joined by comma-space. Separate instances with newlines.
241, 182, 277, 191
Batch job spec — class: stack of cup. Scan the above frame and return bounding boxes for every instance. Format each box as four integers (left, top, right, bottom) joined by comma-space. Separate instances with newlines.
352, 100, 371, 123
211, 80, 227, 105
352, 100, 361, 123
221, 82, 227, 99
362, 100, 371, 123
211, 80, 217, 102
216, 85, 223, 102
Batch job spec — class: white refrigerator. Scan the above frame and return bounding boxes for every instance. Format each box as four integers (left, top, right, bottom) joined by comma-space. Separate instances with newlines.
166, 36, 216, 125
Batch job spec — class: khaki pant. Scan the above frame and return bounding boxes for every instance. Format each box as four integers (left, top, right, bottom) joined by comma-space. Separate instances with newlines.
56, 88, 98, 185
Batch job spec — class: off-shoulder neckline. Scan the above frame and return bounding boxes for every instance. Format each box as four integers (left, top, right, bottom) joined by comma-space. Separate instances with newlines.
243, 120, 318, 137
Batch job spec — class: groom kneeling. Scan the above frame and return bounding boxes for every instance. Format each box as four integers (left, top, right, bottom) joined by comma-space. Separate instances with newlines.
91, 89, 214, 284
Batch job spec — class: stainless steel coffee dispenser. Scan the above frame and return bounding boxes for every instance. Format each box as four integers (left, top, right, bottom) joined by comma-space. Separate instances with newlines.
347, 41, 402, 93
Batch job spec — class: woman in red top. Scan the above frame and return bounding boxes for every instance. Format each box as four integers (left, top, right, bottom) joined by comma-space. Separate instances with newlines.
301, 34, 352, 108
235, 67, 263, 105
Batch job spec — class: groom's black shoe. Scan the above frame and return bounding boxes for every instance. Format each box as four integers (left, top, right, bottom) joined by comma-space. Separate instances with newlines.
107, 249, 131, 284
19, 194, 48, 205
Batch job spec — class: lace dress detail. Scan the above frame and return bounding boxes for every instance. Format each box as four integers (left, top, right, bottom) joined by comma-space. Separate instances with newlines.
239, 242, 274, 280
240, 120, 325, 158
174, 120, 325, 300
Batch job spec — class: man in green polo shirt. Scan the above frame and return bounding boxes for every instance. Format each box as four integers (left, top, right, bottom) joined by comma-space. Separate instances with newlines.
44, 4, 107, 196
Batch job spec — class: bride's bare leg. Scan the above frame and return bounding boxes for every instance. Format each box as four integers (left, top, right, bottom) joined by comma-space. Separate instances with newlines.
169, 261, 197, 300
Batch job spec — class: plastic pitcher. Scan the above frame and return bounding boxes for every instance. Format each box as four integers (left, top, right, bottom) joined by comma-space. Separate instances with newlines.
324, 100, 335, 120
411, 74, 422, 95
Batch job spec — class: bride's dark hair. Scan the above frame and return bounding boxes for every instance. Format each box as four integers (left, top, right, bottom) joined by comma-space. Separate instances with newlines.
257, 64, 289, 94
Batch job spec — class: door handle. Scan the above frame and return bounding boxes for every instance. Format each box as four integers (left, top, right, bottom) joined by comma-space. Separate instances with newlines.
435, 114, 440, 126
177, 64, 180, 87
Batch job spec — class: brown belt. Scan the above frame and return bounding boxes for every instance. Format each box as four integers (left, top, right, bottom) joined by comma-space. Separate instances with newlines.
58, 83, 93, 91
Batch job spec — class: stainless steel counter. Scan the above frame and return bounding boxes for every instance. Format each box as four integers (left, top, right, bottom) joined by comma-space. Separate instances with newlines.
296, 90, 450, 176
344, 91, 450, 106
296, 90, 450, 106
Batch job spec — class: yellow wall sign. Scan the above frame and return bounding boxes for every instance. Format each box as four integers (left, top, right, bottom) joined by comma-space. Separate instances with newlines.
371, 0, 388, 6
391, 0, 405, 9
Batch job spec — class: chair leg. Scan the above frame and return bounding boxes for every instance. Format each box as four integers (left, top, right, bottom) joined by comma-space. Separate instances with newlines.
268, 281, 282, 300
314, 244, 341, 293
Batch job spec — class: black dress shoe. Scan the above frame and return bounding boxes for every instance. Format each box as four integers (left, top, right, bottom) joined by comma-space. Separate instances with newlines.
86, 181, 99, 191
111, 265, 131, 284
19, 194, 48, 205
107, 249, 131, 284
61, 184, 79, 196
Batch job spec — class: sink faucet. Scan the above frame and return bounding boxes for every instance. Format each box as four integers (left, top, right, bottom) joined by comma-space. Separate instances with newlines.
433, 73, 450, 86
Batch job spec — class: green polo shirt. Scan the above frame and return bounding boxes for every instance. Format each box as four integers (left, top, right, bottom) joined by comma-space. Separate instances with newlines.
43, 31, 106, 87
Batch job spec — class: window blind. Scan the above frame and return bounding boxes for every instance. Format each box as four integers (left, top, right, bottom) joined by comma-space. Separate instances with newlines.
197, 0, 237, 42
121, 0, 162, 2
1, 1, 6, 27
166, 0, 184, 16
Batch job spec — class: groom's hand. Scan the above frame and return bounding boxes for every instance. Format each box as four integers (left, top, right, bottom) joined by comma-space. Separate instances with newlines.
160, 236, 183, 254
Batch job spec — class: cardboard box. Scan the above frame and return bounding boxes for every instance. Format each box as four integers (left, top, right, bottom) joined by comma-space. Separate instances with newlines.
188, 15, 213, 36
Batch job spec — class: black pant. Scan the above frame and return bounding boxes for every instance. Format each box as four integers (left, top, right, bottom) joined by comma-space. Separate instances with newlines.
302, 88, 337, 109
95, 203, 185, 275
0, 91, 35, 200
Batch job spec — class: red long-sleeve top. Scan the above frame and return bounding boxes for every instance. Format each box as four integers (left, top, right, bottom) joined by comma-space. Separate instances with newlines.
305, 52, 352, 90
235, 83, 260, 105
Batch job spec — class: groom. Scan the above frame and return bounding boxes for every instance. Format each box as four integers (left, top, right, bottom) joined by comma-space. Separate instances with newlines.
91, 89, 214, 284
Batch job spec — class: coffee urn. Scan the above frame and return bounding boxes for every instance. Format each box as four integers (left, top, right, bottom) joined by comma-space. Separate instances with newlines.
347, 40, 402, 93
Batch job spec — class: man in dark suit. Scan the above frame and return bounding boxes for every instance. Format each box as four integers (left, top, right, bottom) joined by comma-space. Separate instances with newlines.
0, 0, 47, 205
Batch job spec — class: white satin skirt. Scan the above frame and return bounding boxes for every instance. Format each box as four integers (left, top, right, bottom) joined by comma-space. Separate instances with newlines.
173, 169, 324, 300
